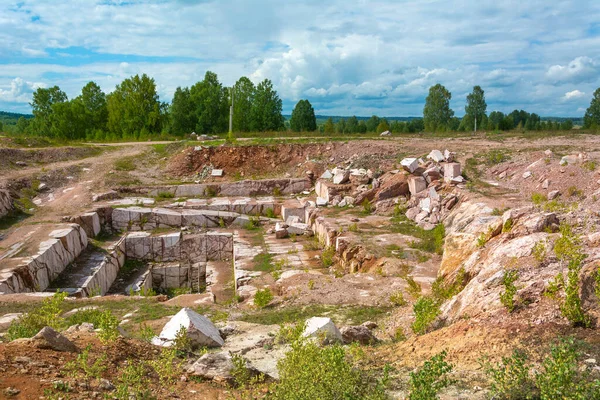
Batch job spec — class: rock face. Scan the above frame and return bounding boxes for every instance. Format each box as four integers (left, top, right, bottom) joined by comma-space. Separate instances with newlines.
152, 308, 224, 348
302, 317, 342, 344
0, 189, 13, 219
30, 327, 79, 352
188, 352, 259, 385
340, 325, 377, 345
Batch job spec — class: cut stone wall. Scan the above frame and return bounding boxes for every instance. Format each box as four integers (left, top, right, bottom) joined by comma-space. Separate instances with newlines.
0, 189, 13, 219
78, 237, 126, 297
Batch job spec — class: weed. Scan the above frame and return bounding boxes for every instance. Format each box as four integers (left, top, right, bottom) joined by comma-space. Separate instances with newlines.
254, 288, 274, 308
567, 185, 583, 198
276, 322, 304, 344
531, 192, 546, 205
583, 160, 597, 171
271, 340, 388, 400
405, 276, 422, 298
595, 265, 600, 301
500, 269, 519, 313
173, 326, 192, 354
411, 296, 440, 335
544, 273, 564, 300
492, 207, 509, 216
204, 186, 217, 197
361, 198, 372, 214
155, 191, 174, 200
65, 345, 107, 380
532, 240, 547, 265
485, 149, 510, 165
307, 279, 316, 290
7, 291, 67, 340
273, 186, 282, 196
114, 158, 136, 171
348, 222, 359, 232
265, 208, 276, 218
243, 216, 260, 230
536, 337, 600, 399
408, 351, 454, 400
321, 246, 335, 268
392, 327, 406, 342
136, 323, 156, 342
482, 349, 538, 399
114, 362, 155, 400
389, 290, 408, 306
149, 348, 181, 387
502, 218, 514, 233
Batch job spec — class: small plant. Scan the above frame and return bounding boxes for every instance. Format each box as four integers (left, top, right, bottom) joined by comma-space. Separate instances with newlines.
173, 326, 192, 354
502, 218, 514, 232
275, 322, 304, 344
230, 352, 257, 388
7, 291, 67, 341
544, 273, 564, 300
65, 345, 107, 380
204, 186, 217, 197
307, 279, 316, 290
408, 351, 454, 400
482, 349, 538, 399
254, 288, 274, 308
150, 348, 180, 386
97, 310, 120, 343
348, 222, 359, 232
218, 217, 226, 228
392, 327, 406, 342
114, 158, 136, 171
405, 275, 422, 298
531, 192, 546, 205
595, 265, 600, 300
361, 198, 372, 214
137, 323, 156, 342
273, 187, 282, 196
431, 268, 466, 301
265, 208, 276, 218
477, 232, 489, 248
583, 160, 597, 171
156, 191, 175, 200
243, 216, 260, 230
532, 240, 547, 264
500, 269, 519, 312
567, 185, 583, 198
389, 290, 408, 306
561, 256, 591, 327
411, 296, 440, 335
321, 246, 335, 268
536, 337, 600, 399
114, 361, 154, 400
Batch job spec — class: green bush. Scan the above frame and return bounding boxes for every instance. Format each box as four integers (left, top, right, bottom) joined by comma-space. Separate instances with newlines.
531, 192, 546, 205
561, 256, 591, 327
97, 310, 120, 343
271, 340, 388, 400
7, 291, 67, 340
321, 246, 335, 268
500, 269, 519, 312
532, 240, 547, 264
389, 290, 407, 306
431, 268, 466, 301
483, 349, 538, 399
411, 296, 440, 335
254, 288, 274, 308
65, 345, 108, 380
536, 337, 600, 399
408, 351, 454, 400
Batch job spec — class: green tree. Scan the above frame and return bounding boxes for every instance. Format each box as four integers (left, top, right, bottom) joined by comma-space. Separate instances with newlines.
584, 88, 600, 129
464, 85, 487, 132
78, 81, 108, 135
290, 99, 317, 132
50, 100, 85, 140
376, 118, 390, 133
357, 120, 368, 133
423, 84, 454, 132
250, 79, 285, 131
232, 77, 255, 132
366, 115, 380, 132
190, 71, 228, 134
169, 86, 196, 136
107, 74, 163, 138
30, 86, 68, 137
323, 117, 335, 134
16, 116, 30, 134
336, 118, 347, 134
0, 121, 3, 132
346, 116, 359, 133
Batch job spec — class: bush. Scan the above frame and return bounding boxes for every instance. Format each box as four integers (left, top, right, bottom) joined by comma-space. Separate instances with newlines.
431, 268, 466, 301
531, 192, 546, 205
561, 256, 591, 327
254, 288, 274, 309
271, 340, 388, 400
389, 290, 407, 306
97, 310, 120, 343
536, 337, 600, 399
321, 246, 335, 268
483, 349, 538, 399
411, 296, 440, 335
500, 269, 519, 312
532, 240, 547, 264
7, 291, 67, 340
408, 351, 454, 400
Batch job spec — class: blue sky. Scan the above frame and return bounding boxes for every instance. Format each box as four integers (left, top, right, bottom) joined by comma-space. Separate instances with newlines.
1, 0, 599, 117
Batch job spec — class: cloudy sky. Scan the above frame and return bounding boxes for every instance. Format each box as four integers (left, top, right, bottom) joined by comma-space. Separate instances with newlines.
1, 0, 599, 117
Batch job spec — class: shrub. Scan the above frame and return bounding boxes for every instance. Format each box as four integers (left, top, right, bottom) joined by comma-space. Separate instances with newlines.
97, 310, 120, 343
114, 362, 154, 400
544, 273, 564, 300
150, 348, 181, 387
531, 192, 546, 205
536, 337, 600, 399
408, 351, 454, 400
411, 296, 440, 335
275, 322, 304, 344
532, 240, 547, 264
595, 266, 600, 301
254, 288, 274, 309
405, 276, 422, 298
265, 208, 276, 219
361, 198, 372, 214
65, 345, 107, 380
500, 269, 519, 312
321, 246, 335, 268
431, 268, 466, 301
7, 291, 67, 340
271, 340, 388, 400
483, 349, 538, 399
561, 256, 591, 327
567, 186, 583, 198
173, 326, 192, 354
348, 222, 359, 232
389, 290, 408, 306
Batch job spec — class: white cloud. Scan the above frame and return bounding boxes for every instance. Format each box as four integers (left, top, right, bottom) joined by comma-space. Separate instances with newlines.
563, 89, 586, 101
0, 77, 45, 103
547, 57, 599, 84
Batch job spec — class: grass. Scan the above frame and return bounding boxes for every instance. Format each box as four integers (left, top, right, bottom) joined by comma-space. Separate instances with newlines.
252, 252, 275, 272
239, 304, 390, 326
114, 157, 136, 171
390, 215, 445, 255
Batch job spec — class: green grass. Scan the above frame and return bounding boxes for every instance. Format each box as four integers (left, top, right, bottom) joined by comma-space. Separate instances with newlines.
239, 304, 390, 326
390, 215, 445, 255
252, 252, 275, 272
114, 157, 136, 171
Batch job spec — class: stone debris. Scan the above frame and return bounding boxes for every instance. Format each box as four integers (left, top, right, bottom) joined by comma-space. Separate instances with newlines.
211, 169, 224, 177
340, 325, 378, 345
400, 157, 419, 173
152, 307, 224, 348
380, 130, 391, 136
427, 149, 445, 163
29, 327, 79, 352
548, 190, 561, 200
316, 197, 328, 207
188, 352, 260, 385
333, 169, 350, 185
92, 190, 120, 202
302, 317, 343, 344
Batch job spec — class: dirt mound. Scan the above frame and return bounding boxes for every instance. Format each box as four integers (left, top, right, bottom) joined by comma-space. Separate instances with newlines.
0, 147, 101, 173
167, 141, 399, 179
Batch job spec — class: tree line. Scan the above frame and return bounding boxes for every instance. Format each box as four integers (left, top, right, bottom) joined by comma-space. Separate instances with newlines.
6, 74, 600, 139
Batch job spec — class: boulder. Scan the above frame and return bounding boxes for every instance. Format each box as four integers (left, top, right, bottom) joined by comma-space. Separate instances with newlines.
151, 308, 224, 348
548, 190, 560, 200
188, 352, 259, 385
400, 158, 419, 173
30, 327, 79, 352
427, 150, 445, 163
340, 325, 378, 345
444, 149, 455, 162
443, 162, 462, 182
380, 130, 391, 136
302, 317, 342, 344
333, 170, 350, 185
374, 173, 408, 201
316, 197, 328, 207
408, 176, 427, 196
320, 170, 333, 180
275, 223, 289, 239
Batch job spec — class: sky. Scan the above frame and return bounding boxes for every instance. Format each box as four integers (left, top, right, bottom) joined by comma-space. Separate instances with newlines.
1, 0, 599, 117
